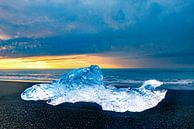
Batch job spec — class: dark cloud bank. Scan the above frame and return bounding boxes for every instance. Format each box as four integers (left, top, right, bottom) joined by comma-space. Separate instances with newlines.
0, 0, 194, 68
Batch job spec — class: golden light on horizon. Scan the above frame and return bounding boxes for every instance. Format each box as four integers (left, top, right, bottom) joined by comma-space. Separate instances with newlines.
0, 54, 129, 69
0, 34, 11, 40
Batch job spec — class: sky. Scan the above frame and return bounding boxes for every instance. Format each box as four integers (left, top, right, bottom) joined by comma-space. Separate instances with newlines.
0, 0, 194, 69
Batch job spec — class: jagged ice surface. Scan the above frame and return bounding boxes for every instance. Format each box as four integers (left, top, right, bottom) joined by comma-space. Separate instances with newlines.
21, 65, 167, 112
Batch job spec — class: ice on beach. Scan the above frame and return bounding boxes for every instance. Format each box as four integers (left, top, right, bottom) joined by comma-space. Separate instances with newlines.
21, 65, 167, 112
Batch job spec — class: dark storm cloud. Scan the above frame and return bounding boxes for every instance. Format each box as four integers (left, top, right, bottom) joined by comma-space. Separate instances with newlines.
0, 0, 194, 67
0, 34, 113, 57
0, 0, 191, 37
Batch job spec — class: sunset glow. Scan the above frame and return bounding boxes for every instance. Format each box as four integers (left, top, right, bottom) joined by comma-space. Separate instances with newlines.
0, 55, 128, 69
0, 34, 11, 40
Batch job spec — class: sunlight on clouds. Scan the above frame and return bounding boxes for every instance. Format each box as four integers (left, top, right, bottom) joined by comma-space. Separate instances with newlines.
0, 55, 127, 69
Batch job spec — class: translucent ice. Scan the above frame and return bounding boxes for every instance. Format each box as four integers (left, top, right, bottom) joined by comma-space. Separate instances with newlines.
21, 65, 167, 112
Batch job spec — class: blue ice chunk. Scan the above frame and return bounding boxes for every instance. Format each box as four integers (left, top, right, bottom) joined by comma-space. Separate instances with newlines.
57, 65, 103, 87
21, 65, 167, 112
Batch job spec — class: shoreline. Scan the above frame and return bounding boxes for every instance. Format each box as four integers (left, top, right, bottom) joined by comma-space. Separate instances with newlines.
1, 79, 194, 91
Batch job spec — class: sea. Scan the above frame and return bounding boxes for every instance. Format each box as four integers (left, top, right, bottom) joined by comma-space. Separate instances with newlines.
0, 68, 194, 90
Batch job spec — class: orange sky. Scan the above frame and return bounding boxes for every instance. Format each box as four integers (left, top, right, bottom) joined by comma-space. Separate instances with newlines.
0, 34, 11, 40
0, 54, 133, 69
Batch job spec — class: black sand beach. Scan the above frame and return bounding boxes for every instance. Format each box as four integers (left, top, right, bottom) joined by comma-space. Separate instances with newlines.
1, 81, 194, 129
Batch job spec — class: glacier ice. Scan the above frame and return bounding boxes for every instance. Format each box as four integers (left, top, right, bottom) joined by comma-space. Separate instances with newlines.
21, 65, 167, 112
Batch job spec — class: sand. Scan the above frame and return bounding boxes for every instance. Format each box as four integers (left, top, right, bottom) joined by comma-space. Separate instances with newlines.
0, 81, 194, 129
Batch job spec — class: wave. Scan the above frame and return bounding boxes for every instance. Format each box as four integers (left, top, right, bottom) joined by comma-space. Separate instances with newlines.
163, 79, 194, 85
21, 65, 167, 112
105, 79, 194, 86
0, 76, 54, 82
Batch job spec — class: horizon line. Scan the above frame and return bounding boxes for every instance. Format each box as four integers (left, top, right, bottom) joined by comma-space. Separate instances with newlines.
0, 67, 193, 70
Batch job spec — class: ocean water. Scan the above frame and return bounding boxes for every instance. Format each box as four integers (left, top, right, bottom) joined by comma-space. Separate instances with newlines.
0, 68, 194, 90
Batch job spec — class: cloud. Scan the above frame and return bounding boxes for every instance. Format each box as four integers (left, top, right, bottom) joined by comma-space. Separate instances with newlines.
0, 0, 194, 68
0, 0, 192, 38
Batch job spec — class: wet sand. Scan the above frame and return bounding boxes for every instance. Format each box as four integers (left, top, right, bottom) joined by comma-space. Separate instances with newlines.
0, 81, 194, 129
